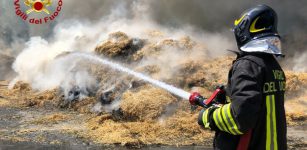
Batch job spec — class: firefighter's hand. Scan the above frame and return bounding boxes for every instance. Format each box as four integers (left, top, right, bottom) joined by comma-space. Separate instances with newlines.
215, 85, 226, 104
197, 106, 219, 129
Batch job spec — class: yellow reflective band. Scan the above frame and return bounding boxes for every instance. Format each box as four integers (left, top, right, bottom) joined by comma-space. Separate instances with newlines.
224, 104, 243, 135
272, 95, 278, 150
217, 108, 230, 133
266, 95, 271, 150
266, 95, 278, 150
221, 104, 236, 135
213, 110, 223, 131
226, 96, 231, 103
250, 17, 266, 33
226, 104, 243, 135
202, 109, 209, 128
234, 14, 246, 26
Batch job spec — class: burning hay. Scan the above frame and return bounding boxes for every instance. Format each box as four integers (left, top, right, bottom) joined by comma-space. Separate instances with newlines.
30, 113, 71, 125
95, 31, 145, 60
120, 85, 177, 121
1, 30, 307, 147
2, 81, 58, 108
85, 108, 213, 146
131, 36, 200, 61
285, 71, 307, 98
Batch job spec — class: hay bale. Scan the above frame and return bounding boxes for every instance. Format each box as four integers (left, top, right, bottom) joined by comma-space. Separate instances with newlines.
12, 81, 32, 92
120, 85, 177, 121
85, 109, 213, 146
179, 36, 196, 50
135, 65, 161, 75
95, 31, 145, 60
285, 71, 307, 96
95, 32, 131, 57
131, 37, 195, 61
145, 30, 164, 38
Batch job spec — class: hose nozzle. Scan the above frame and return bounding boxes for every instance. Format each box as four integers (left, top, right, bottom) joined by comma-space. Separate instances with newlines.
189, 92, 206, 108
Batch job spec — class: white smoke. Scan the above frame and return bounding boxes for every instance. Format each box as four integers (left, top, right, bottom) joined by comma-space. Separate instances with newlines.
10, 36, 98, 99
292, 52, 307, 72
10, 1, 234, 101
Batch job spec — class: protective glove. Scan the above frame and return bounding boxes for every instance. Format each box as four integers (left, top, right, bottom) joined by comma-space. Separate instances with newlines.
198, 106, 220, 129
214, 85, 227, 104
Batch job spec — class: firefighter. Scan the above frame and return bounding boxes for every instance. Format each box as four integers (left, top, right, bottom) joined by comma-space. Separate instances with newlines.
197, 5, 287, 150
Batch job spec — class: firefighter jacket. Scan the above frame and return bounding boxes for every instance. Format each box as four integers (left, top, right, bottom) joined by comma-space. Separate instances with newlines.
198, 52, 287, 150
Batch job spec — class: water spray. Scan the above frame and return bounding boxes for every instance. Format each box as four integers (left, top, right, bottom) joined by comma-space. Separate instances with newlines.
68, 53, 225, 110
70, 53, 191, 100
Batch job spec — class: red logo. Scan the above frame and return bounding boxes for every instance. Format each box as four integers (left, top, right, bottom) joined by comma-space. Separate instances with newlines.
14, 0, 63, 24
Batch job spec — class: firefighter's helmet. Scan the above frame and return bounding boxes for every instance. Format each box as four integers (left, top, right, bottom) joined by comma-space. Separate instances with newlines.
233, 5, 279, 49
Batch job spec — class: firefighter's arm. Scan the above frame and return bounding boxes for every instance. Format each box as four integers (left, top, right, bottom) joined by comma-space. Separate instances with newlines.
198, 60, 263, 135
